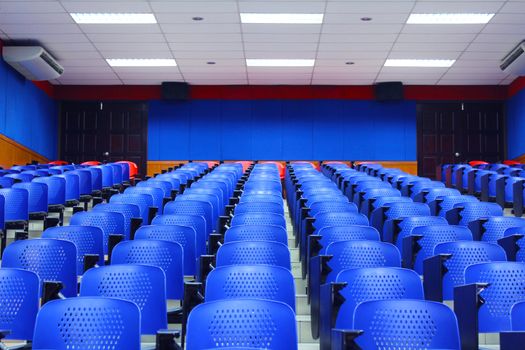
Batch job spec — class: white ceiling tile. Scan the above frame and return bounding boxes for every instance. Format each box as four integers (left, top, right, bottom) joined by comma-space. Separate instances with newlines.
0, 1, 65, 13
491, 13, 525, 24
60, 71, 120, 80
243, 34, 319, 43
500, 2, 525, 13
482, 24, 525, 34
53, 51, 103, 59
87, 33, 167, 43
315, 59, 385, 67
459, 51, 509, 60
466, 42, 515, 52
94, 42, 171, 52
174, 51, 245, 59
245, 51, 316, 59
412, 1, 504, 12
79, 24, 161, 34
396, 33, 477, 43
156, 13, 240, 24
47, 43, 96, 52
403, 24, 487, 34
169, 42, 244, 51
387, 51, 461, 59
0, 13, 74, 24
61, 1, 152, 13
244, 42, 318, 51
6, 33, 90, 43
238, 1, 326, 13
318, 42, 394, 51
175, 58, 245, 66
179, 66, 246, 73
150, 1, 238, 13
161, 24, 240, 33
313, 72, 379, 79
324, 13, 409, 24
326, 2, 416, 13
392, 42, 468, 52
164, 33, 242, 42
101, 51, 174, 59
314, 66, 382, 73
320, 34, 398, 43
474, 33, 525, 43
0, 24, 81, 34
316, 51, 389, 59
184, 72, 247, 79
242, 24, 321, 34
323, 24, 404, 34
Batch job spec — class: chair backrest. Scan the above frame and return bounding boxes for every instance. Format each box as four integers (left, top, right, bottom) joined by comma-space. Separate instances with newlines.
511, 301, 525, 331
478, 216, 525, 242
164, 200, 212, 235
437, 195, 479, 217
239, 194, 283, 205
384, 215, 448, 250
110, 193, 152, 224
111, 239, 184, 300
93, 202, 141, 239
0, 188, 29, 221
70, 211, 126, 254
151, 214, 206, 257
224, 225, 288, 245
434, 241, 507, 300
135, 224, 197, 275
313, 212, 369, 233
137, 179, 171, 198
13, 182, 47, 213
354, 300, 461, 350
316, 225, 380, 255
80, 264, 167, 334
125, 186, 164, 214
205, 265, 295, 310
411, 225, 473, 274
325, 240, 401, 282
2, 238, 77, 297
186, 299, 297, 350
216, 241, 291, 270
465, 261, 525, 332
424, 187, 461, 203
234, 201, 284, 215
32, 297, 141, 350
309, 201, 358, 217
86, 167, 103, 191
0, 268, 40, 340
231, 212, 286, 228
73, 169, 93, 195
42, 225, 104, 275
334, 267, 424, 329
454, 202, 503, 226
57, 172, 80, 201
33, 176, 66, 205
0, 176, 14, 188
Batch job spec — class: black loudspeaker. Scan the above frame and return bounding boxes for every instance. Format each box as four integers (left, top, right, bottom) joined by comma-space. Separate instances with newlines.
374, 82, 404, 101
161, 82, 190, 101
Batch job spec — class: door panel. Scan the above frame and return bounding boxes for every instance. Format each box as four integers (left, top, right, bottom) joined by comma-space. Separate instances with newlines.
417, 102, 505, 179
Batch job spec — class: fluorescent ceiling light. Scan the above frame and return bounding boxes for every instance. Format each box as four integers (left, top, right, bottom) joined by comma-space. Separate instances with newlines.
240, 13, 323, 24
106, 59, 177, 67
246, 59, 315, 67
71, 13, 157, 24
407, 13, 494, 24
384, 59, 455, 68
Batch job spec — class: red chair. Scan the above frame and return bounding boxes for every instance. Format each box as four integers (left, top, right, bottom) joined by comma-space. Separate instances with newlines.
503, 160, 521, 166
81, 161, 101, 166
235, 161, 253, 172
116, 161, 138, 178
48, 160, 68, 166
261, 161, 285, 179
469, 160, 489, 167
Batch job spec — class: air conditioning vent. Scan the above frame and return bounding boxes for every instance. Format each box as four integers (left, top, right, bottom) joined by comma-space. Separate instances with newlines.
2, 46, 64, 81
500, 40, 525, 74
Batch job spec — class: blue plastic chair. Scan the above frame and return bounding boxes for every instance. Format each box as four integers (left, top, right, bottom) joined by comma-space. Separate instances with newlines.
137, 179, 172, 198
111, 239, 184, 300
351, 300, 460, 350
0, 268, 40, 341
135, 224, 197, 275
5, 173, 34, 183
410, 225, 473, 274
186, 299, 297, 350
85, 167, 103, 192
32, 297, 140, 350
57, 172, 80, 203
0, 176, 14, 188
0, 188, 29, 222
2, 239, 77, 297
308, 202, 358, 217
42, 225, 104, 275
511, 301, 525, 331
434, 195, 479, 217
433, 241, 507, 300
152, 214, 206, 257
70, 211, 125, 254
312, 212, 369, 233
383, 215, 448, 250
239, 194, 283, 205
371, 201, 429, 232
234, 201, 284, 215
155, 174, 181, 192
13, 182, 48, 214
125, 186, 164, 214
231, 212, 286, 229
110, 193, 152, 224
424, 187, 461, 204
471, 216, 525, 242
449, 201, 504, 226
80, 264, 167, 334
224, 225, 288, 245
313, 225, 380, 255
93, 202, 141, 239
465, 261, 525, 332
216, 241, 291, 270
33, 176, 66, 206
206, 265, 295, 310
164, 200, 212, 235
176, 194, 219, 225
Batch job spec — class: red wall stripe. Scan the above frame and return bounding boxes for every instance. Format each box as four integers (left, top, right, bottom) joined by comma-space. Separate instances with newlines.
508, 77, 525, 98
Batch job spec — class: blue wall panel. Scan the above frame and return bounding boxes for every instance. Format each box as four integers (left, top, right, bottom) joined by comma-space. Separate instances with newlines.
0, 58, 57, 159
507, 89, 525, 159
149, 99, 417, 161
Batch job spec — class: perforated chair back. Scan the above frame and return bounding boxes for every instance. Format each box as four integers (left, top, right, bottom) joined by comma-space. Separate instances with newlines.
384, 215, 448, 250
316, 225, 380, 255
234, 201, 284, 215
110, 193, 152, 224
434, 241, 507, 300
239, 194, 283, 205
111, 239, 184, 300
313, 212, 369, 233
125, 186, 164, 214
6, 173, 34, 183
135, 224, 197, 275
33, 176, 66, 205
511, 301, 525, 331
216, 241, 291, 270
164, 200, 212, 235
70, 211, 125, 254
465, 261, 525, 332
231, 212, 286, 229
206, 265, 295, 310
309, 202, 358, 217
437, 195, 479, 217
0, 268, 39, 340
244, 180, 282, 193
137, 179, 172, 198
224, 224, 288, 245
0, 176, 14, 188
73, 169, 93, 195
325, 240, 401, 282
0, 188, 29, 221
454, 202, 503, 226
354, 300, 461, 350
80, 264, 167, 334
57, 172, 80, 201
93, 202, 141, 239
152, 214, 206, 257
411, 225, 473, 274
186, 299, 297, 350
478, 216, 525, 242
176, 193, 220, 223
2, 238, 77, 297
334, 267, 424, 329
32, 297, 140, 350
13, 182, 47, 213
424, 188, 461, 203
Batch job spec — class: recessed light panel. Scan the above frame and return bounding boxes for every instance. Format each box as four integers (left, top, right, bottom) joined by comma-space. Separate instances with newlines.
407, 13, 494, 24
106, 59, 177, 67
246, 59, 315, 67
384, 59, 455, 67
240, 13, 323, 24
71, 13, 157, 24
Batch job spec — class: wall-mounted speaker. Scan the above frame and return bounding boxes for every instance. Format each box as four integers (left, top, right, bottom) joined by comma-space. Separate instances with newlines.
161, 82, 190, 101
374, 82, 404, 101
